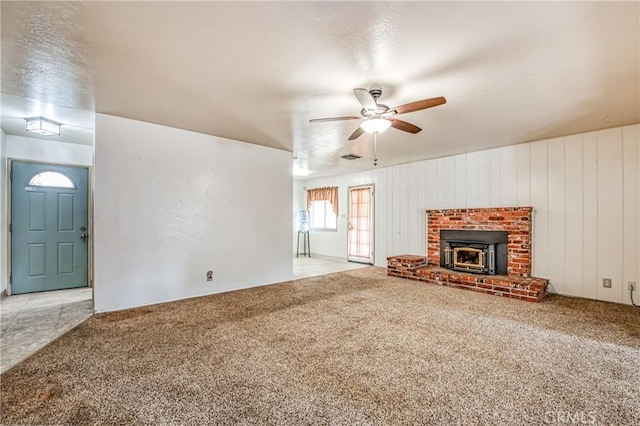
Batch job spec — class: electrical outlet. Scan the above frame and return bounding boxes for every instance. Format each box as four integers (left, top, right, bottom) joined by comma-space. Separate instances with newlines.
207, 271, 213, 282
629, 281, 637, 291
603, 278, 612, 288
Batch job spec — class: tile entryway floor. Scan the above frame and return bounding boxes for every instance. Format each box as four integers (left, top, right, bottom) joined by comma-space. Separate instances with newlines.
0, 287, 93, 374
293, 255, 370, 280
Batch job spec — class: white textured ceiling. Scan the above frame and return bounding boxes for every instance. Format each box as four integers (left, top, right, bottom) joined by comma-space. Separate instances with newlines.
1, 1, 638, 178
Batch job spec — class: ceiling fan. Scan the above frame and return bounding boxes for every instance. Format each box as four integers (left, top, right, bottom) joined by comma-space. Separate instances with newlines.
309, 86, 446, 141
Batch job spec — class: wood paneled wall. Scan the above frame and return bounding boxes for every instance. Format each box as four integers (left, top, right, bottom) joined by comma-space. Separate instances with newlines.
298, 124, 639, 305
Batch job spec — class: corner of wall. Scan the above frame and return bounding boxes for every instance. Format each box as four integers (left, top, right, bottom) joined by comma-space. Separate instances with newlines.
0, 129, 8, 293
292, 180, 308, 253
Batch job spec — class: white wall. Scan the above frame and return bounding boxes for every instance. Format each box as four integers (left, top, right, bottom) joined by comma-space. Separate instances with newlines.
298, 124, 640, 305
0, 130, 7, 294
94, 114, 292, 312
5, 135, 93, 166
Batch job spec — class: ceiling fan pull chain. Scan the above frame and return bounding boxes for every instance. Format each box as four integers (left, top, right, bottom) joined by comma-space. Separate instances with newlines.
374, 132, 378, 166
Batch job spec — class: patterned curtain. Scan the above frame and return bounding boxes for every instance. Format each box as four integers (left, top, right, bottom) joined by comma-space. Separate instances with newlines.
307, 186, 338, 215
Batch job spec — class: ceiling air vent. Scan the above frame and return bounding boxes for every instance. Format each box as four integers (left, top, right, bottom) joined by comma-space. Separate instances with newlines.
341, 154, 361, 160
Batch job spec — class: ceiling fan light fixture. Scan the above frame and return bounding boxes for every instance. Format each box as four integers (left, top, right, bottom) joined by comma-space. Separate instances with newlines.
25, 116, 61, 136
361, 117, 391, 134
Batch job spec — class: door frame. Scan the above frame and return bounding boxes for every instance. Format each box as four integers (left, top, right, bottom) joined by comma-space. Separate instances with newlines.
6, 158, 94, 297
347, 184, 375, 265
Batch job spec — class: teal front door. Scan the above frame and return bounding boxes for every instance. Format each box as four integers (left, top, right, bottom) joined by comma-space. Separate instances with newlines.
11, 162, 89, 294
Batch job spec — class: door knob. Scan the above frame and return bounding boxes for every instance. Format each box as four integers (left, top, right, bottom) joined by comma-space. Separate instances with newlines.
80, 233, 88, 242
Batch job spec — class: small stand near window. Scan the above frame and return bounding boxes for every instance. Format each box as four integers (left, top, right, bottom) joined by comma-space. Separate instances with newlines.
297, 210, 310, 257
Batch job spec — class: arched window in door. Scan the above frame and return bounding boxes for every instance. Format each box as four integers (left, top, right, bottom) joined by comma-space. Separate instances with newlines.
28, 171, 76, 189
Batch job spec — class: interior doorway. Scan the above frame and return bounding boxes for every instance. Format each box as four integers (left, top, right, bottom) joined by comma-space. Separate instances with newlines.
10, 161, 90, 294
347, 184, 374, 264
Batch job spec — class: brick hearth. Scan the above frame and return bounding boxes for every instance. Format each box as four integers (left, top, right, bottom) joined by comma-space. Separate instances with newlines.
386, 207, 549, 302
387, 255, 548, 302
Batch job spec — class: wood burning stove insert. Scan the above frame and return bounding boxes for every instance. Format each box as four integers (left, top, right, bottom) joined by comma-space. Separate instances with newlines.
440, 230, 508, 275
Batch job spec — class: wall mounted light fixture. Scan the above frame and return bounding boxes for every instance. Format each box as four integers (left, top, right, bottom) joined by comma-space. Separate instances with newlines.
25, 117, 61, 136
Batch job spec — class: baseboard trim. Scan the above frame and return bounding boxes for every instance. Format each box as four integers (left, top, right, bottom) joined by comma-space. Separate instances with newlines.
1, 289, 7, 300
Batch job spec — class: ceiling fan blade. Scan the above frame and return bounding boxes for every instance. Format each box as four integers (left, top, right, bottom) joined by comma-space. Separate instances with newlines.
391, 96, 446, 115
353, 88, 377, 111
390, 119, 422, 134
348, 126, 365, 140
309, 116, 361, 123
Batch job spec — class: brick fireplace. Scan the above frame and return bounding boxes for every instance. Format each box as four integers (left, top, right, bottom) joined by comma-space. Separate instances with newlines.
387, 207, 549, 302
427, 207, 533, 277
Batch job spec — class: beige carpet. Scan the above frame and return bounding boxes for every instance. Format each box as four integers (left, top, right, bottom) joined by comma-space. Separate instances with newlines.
1, 267, 639, 425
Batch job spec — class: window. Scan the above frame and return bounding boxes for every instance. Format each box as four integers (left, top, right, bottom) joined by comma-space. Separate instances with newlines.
307, 186, 338, 231
28, 171, 75, 189
309, 200, 337, 230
